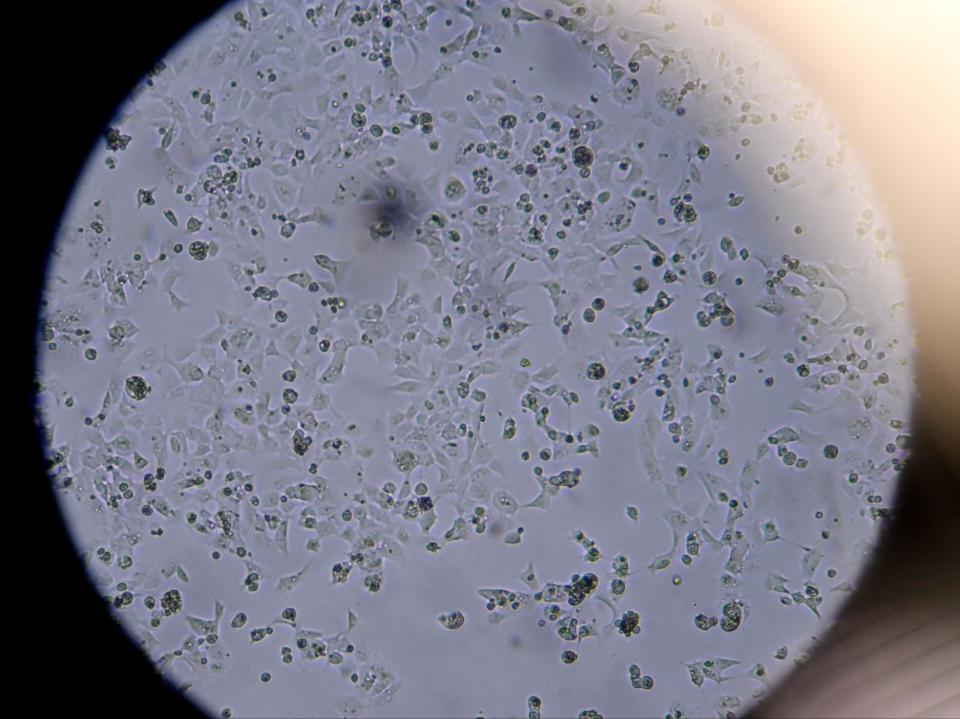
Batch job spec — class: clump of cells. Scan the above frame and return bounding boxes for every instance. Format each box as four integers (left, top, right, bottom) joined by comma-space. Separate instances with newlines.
36, 0, 913, 717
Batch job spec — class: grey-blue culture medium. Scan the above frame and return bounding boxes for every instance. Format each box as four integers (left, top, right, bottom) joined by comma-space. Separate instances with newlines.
36, 1, 914, 717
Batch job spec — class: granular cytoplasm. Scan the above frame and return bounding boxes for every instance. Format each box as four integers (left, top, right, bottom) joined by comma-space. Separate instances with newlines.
36, 1, 914, 717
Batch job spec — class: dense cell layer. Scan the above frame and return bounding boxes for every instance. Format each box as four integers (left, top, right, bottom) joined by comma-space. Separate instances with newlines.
36, 1, 913, 717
